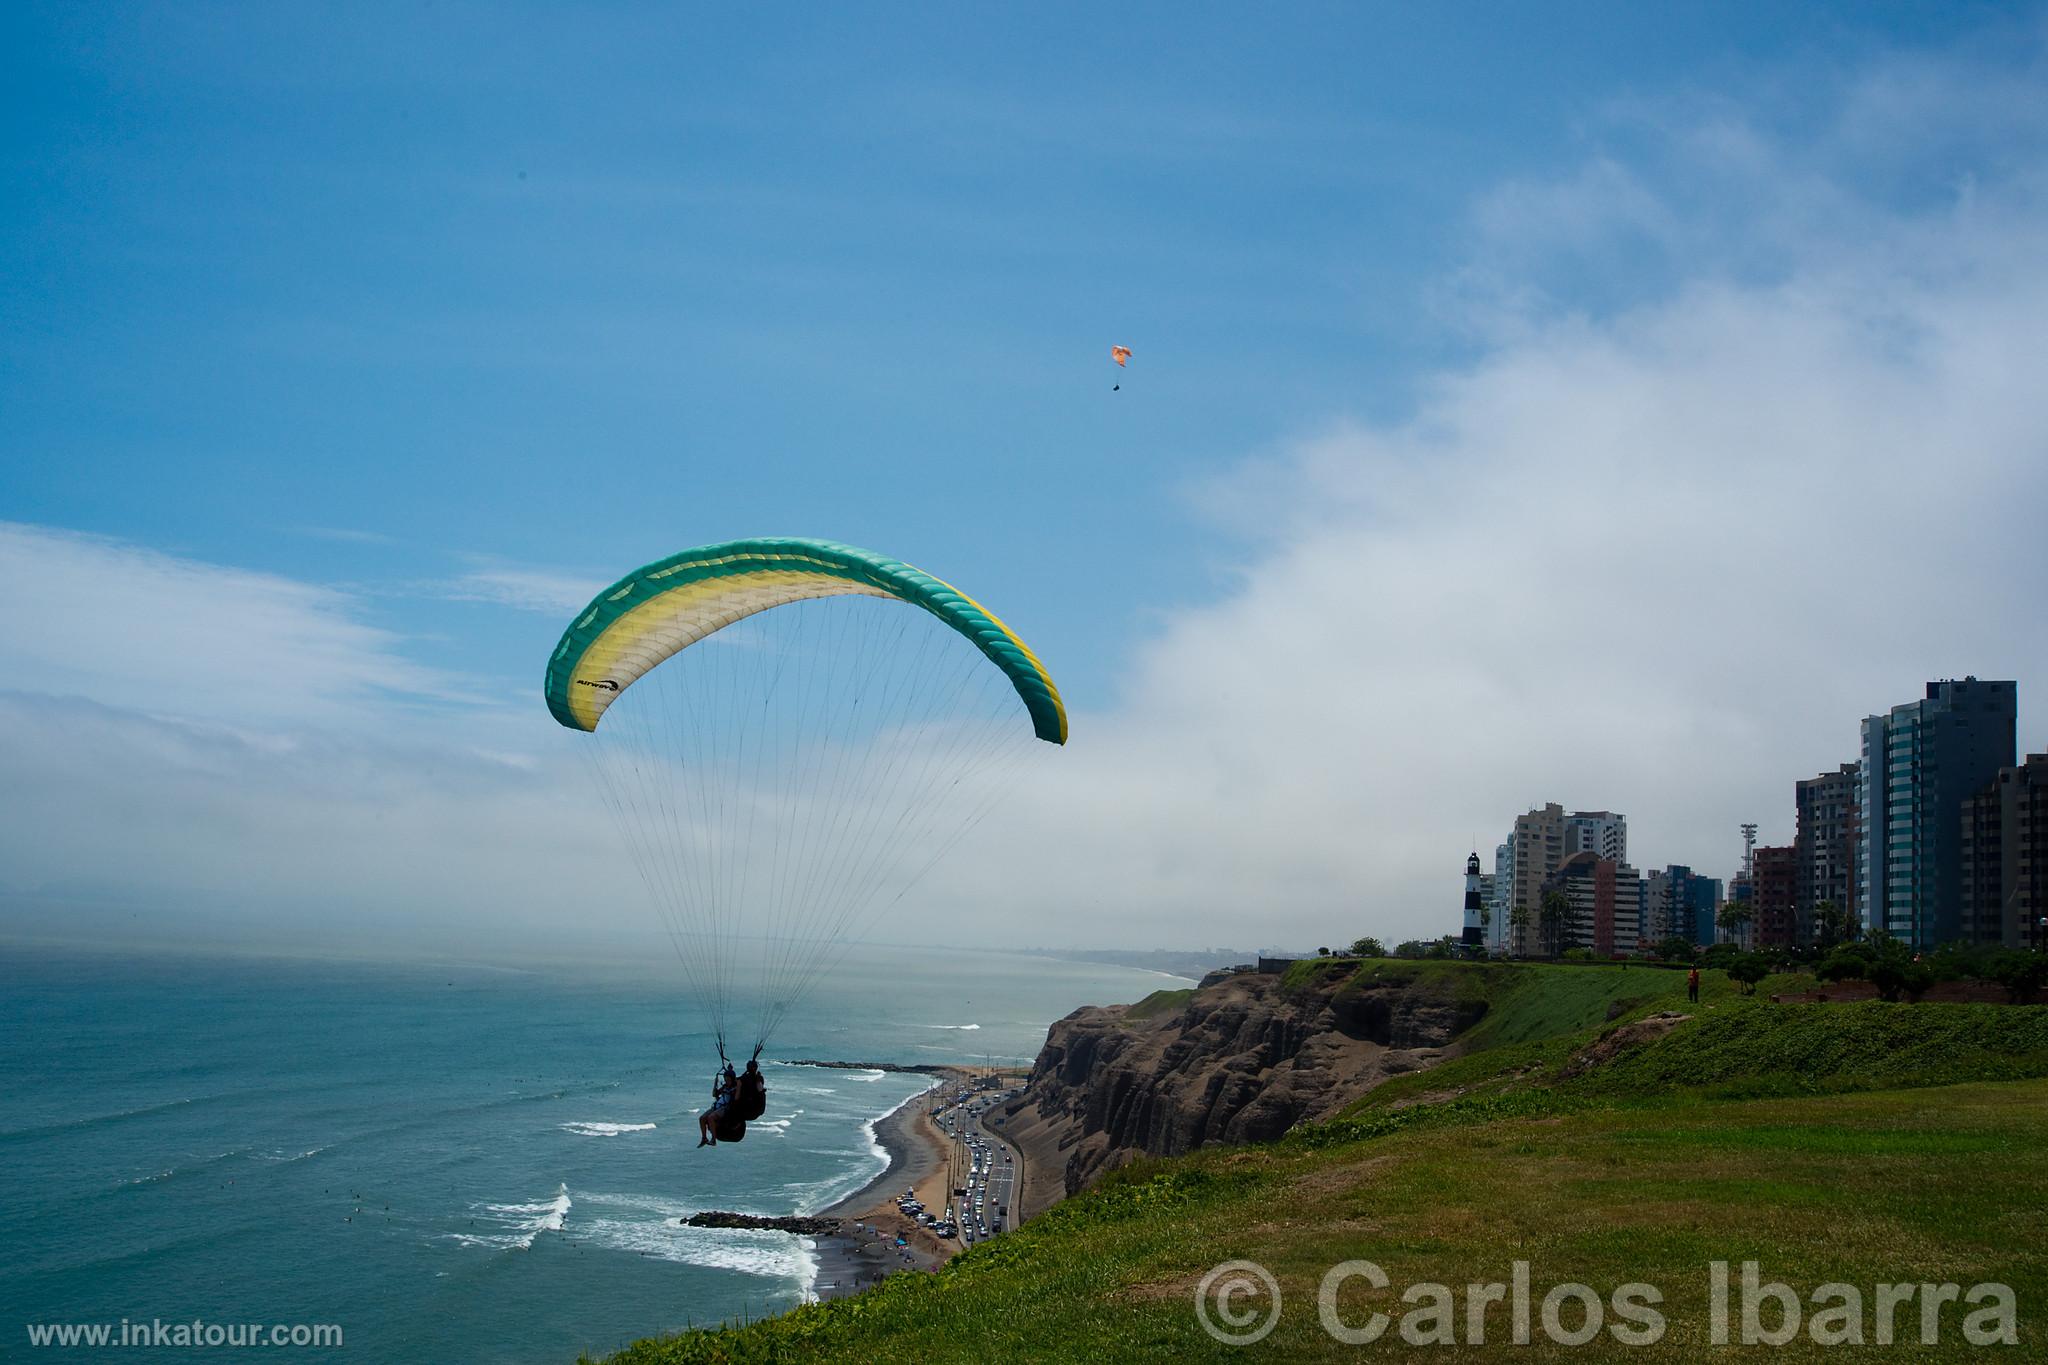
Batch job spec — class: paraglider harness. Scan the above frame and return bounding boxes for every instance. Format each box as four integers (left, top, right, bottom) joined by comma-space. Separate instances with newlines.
707, 1041, 769, 1144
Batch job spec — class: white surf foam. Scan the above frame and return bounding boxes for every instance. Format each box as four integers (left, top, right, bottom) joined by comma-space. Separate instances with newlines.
451, 1182, 571, 1251
577, 1190, 695, 1219
118, 1147, 247, 1188
925, 1023, 982, 1030
793, 1074, 942, 1217
559, 1121, 656, 1138
580, 1219, 815, 1280
567, 1193, 816, 1287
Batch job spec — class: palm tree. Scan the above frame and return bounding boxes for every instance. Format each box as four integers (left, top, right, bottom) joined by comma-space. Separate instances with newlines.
1508, 904, 1531, 958
1539, 890, 1571, 959
1717, 901, 1755, 946
1812, 899, 1853, 951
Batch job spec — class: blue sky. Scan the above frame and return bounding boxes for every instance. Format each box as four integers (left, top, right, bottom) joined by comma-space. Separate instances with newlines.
5, 0, 2024, 701
4, 3, 2046, 952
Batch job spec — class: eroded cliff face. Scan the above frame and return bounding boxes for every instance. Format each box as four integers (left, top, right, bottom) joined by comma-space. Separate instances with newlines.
1004, 966, 1484, 1207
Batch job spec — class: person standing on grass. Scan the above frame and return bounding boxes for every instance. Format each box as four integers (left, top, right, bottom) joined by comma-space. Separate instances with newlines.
1687, 967, 1701, 1003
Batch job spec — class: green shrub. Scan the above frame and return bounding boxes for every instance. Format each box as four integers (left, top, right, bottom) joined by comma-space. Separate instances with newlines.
1727, 954, 1770, 994
1816, 945, 1871, 982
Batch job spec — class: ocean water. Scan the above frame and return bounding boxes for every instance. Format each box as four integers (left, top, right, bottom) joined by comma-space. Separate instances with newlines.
1, 942, 1178, 1362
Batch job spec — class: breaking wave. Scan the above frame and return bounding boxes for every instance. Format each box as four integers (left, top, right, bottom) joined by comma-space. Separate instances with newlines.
448, 1183, 571, 1251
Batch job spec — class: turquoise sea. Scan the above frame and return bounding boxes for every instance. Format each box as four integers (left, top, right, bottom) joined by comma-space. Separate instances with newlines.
2, 942, 1177, 1362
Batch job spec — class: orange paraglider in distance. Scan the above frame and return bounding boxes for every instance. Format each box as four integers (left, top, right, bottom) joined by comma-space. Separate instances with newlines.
1110, 345, 1131, 389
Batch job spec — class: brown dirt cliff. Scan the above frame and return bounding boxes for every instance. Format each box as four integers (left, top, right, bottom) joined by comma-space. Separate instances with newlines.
1002, 963, 1484, 1214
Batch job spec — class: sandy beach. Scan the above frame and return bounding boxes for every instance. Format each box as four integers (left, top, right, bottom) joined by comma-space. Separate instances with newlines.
803, 1064, 1043, 1300
807, 1072, 958, 1297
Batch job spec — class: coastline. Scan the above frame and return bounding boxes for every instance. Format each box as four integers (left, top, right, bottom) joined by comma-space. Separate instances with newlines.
807, 1070, 954, 1299
710, 1061, 1046, 1303
815, 1074, 947, 1219
668, 1069, 989, 1303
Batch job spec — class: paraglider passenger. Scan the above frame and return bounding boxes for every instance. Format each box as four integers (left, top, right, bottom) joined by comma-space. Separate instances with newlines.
698, 1066, 738, 1147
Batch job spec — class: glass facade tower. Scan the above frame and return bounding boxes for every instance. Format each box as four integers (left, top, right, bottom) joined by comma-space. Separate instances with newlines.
1857, 679, 2017, 950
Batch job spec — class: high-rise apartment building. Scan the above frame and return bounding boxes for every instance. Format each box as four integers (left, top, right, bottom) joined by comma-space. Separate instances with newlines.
1488, 841, 1514, 952
1565, 811, 1627, 864
1645, 864, 1723, 947
1857, 679, 2018, 950
1752, 844, 1799, 950
1540, 853, 1643, 957
1506, 803, 1567, 956
1959, 753, 2048, 950
1795, 762, 1859, 940
1643, 868, 1669, 943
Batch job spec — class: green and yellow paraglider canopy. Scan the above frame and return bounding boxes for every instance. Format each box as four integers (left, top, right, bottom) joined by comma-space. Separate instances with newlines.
543, 537, 1067, 744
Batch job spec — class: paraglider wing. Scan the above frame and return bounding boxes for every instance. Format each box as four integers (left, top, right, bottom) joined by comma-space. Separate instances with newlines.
545, 538, 1065, 745
1110, 345, 1131, 367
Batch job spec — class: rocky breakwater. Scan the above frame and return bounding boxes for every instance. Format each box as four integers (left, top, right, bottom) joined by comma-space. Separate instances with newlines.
1002, 962, 1488, 1206
681, 1212, 842, 1235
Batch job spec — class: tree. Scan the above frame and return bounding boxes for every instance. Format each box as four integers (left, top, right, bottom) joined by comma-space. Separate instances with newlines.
1348, 936, 1386, 959
1727, 954, 1771, 995
1508, 904, 1531, 957
1865, 931, 1930, 1002
1716, 901, 1755, 944
1812, 900, 1854, 951
1988, 950, 2048, 1004
1816, 944, 1872, 982
1317, 946, 1331, 957
1651, 936, 1697, 963
1538, 890, 1571, 959
1700, 941, 1743, 969
1871, 957, 1935, 1002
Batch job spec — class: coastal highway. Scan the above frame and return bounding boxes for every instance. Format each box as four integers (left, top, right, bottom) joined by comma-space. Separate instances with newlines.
946, 1085, 1023, 1245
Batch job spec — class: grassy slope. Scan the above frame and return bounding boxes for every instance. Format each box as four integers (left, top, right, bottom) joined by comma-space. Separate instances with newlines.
1124, 988, 1196, 1021
1284, 957, 1694, 1049
595, 964, 2048, 1363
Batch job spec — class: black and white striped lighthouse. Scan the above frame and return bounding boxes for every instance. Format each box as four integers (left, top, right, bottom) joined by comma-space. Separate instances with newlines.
1462, 851, 1485, 946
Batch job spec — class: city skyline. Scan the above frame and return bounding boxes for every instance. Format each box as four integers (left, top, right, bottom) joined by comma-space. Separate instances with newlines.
1473, 676, 2041, 957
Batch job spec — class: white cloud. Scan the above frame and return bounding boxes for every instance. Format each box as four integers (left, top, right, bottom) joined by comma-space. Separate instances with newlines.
918, 51, 2048, 948
0, 523, 471, 727
439, 564, 608, 615
0, 527, 631, 942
